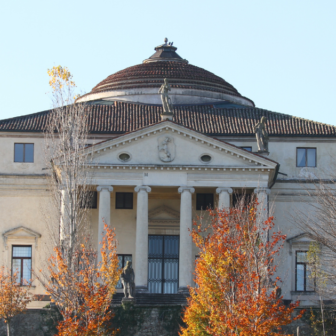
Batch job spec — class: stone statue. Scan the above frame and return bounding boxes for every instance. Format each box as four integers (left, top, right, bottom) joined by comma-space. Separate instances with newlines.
120, 261, 135, 298
254, 116, 269, 152
159, 78, 173, 114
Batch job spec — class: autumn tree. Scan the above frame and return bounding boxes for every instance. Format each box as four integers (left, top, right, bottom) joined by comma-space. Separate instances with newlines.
44, 65, 91, 269
180, 197, 303, 336
38, 223, 121, 335
37, 67, 121, 334
0, 267, 31, 336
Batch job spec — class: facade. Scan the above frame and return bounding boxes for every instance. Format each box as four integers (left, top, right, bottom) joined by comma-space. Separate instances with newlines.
1, 39, 335, 308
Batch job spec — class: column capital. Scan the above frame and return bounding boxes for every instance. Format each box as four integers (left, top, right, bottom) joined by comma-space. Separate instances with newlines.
254, 187, 271, 195
216, 187, 233, 195
97, 185, 113, 192
134, 186, 151, 193
178, 186, 195, 194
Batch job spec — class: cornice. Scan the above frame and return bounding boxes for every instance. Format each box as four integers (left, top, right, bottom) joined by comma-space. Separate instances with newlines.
86, 163, 273, 173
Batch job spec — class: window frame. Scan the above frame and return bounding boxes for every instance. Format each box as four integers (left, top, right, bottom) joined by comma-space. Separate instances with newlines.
296, 147, 317, 167
12, 245, 32, 286
295, 250, 315, 292
116, 254, 132, 289
196, 193, 214, 211
115, 192, 133, 209
14, 143, 34, 163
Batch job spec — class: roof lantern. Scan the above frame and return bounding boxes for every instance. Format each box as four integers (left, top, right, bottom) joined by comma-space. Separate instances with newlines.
143, 38, 188, 64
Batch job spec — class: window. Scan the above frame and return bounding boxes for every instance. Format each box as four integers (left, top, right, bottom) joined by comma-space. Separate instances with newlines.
118, 153, 131, 162
79, 191, 97, 209
296, 251, 315, 292
14, 143, 34, 163
116, 192, 133, 209
297, 148, 316, 167
200, 154, 212, 163
196, 193, 214, 210
12, 246, 32, 285
240, 146, 252, 152
116, 254, 132, 289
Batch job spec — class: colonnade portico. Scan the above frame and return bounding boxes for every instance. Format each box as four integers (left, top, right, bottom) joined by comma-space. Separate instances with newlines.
96, 184, 270, 293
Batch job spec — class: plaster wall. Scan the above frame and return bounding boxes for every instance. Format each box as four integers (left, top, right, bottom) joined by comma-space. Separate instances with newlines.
0, 187, 53, 308
77, 88, 254, 107
0, 135, 46, 175
229, 139, 336, 179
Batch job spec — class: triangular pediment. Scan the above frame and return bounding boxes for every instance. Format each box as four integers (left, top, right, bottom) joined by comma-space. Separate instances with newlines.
148, 205, 180, 230
3, 226, 42, 249
84, 121, 278, 171
149, 205, 180, 221
287, 233, 314, 243
3, 226, 41, 238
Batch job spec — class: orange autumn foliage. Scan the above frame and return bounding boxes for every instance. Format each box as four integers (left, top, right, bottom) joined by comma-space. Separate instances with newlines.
180, 199, 304, 336
43, 223, 121, 336
0, 267, 31, 335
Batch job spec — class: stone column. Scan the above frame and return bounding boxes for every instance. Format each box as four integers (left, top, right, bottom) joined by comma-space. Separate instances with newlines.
178, 186, 195, 293
134, 186, 151, 292
97, 185, 113, 262
254, 188, 271, 235
216, 188, 233, 209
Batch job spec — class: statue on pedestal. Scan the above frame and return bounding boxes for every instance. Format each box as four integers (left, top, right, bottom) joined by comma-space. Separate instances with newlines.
120, 261, 135, 298
159, 78, 173, 116
254, 116, 269, 152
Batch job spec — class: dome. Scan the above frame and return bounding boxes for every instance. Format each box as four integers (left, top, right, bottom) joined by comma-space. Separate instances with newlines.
77, 39, 254, 107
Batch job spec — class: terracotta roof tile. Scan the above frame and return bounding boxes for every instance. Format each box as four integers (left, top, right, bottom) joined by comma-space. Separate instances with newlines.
0, 101, 335, 137
77, 61, 254, 106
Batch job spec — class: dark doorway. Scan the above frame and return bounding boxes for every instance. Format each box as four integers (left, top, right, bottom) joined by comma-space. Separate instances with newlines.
148, 235, 179, 293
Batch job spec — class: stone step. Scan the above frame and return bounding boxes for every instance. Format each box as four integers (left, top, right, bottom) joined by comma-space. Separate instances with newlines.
112, 293, 189, 306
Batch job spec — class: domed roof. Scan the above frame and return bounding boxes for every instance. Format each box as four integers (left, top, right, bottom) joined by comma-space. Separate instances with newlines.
77, 39, 254, 107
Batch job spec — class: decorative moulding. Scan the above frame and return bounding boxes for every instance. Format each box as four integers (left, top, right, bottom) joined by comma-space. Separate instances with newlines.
87, 164, 272, 172
2, 226, 42, 250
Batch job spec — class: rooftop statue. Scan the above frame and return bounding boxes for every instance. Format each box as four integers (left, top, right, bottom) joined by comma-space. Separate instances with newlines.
159, 78, 173, 115
254, 116, 269, 152
120, 260, 135, 298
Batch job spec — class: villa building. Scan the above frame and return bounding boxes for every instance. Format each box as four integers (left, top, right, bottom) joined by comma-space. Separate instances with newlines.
1, 39, 335, 308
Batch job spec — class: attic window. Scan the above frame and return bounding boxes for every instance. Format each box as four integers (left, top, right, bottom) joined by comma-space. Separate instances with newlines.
200, 155, 212, 163
119, 153, 130, 162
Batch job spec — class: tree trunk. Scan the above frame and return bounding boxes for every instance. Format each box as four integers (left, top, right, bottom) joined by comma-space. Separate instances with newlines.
6, 321, 10, 336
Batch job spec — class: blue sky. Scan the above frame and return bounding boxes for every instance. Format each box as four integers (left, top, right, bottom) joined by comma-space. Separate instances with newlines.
0, 0, 335, 125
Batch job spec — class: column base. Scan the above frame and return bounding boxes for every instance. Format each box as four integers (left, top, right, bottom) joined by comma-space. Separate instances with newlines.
178, 286, 190, 294
135, 286, 148, 293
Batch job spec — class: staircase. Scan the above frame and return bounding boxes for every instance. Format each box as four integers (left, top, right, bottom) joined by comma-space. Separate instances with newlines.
111, 293, 189, 306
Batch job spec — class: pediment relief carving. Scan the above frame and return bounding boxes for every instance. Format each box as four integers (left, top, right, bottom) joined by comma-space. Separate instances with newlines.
158, 135, 175, 162
3, 226, 41, 249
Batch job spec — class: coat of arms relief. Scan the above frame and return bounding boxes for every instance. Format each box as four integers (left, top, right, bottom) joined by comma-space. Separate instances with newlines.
158, 135, 175, 162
